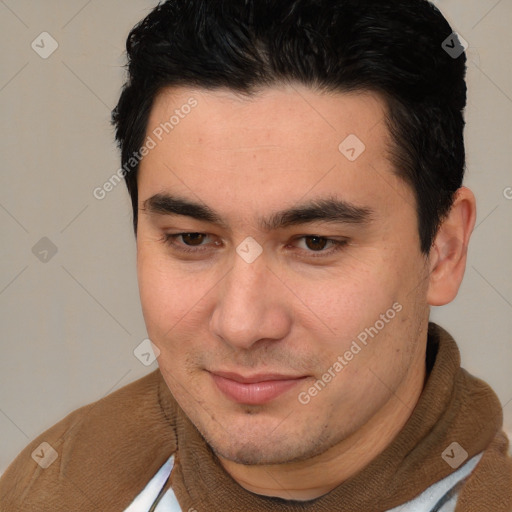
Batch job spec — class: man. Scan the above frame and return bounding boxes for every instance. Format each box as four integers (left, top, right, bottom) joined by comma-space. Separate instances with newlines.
1, 0, 511, 510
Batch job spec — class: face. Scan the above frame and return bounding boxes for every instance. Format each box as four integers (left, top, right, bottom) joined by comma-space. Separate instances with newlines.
136, 84, 431, 465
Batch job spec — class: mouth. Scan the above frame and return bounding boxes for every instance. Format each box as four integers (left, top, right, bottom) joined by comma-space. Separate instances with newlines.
208, 370, 309, 405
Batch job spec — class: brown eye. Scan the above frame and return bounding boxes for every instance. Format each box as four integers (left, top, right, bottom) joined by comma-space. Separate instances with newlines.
304, 236, 329, 251
291, 236, 349, 258
181, 233, 207, 246
160, 232, 218, 255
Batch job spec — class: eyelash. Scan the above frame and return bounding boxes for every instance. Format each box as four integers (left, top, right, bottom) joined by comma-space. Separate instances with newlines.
158, 233, 348, 258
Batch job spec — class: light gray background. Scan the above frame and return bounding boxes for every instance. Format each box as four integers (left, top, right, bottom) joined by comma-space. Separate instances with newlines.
1, 0, 511, 474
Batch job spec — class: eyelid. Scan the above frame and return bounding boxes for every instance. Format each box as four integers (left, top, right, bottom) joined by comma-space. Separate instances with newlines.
159, 232, 349, 258
159, 232, 215, 254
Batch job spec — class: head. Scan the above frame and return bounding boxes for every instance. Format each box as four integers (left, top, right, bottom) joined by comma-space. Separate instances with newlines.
111, 0, 476, 466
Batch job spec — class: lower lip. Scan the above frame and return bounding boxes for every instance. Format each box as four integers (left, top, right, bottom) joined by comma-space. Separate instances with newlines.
211, 374, 306, 405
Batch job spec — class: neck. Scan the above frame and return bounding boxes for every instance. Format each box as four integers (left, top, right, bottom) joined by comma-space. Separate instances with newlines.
217, 344, 427, 501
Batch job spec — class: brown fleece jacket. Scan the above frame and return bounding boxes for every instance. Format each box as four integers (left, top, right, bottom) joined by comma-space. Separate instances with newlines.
0, 322, 511, 511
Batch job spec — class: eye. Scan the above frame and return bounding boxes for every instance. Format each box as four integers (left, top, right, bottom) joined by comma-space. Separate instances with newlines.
173, 233, 207, 246
291, 236, 348, 257
160, 232, 218, 253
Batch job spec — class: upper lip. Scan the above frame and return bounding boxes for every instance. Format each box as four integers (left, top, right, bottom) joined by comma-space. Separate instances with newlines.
210, 370, 307, 384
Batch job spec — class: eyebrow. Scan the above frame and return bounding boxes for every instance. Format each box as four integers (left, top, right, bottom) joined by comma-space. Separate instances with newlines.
142, 193, 373, 231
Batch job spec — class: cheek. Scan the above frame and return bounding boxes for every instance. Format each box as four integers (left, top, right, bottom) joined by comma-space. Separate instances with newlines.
297, 255, 417, 387
137, 245, 186, 334
136, 243, 218, 343
297, 260, 401, 340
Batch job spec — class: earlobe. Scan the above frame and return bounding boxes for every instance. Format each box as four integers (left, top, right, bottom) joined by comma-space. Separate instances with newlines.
426, 187, 477, 306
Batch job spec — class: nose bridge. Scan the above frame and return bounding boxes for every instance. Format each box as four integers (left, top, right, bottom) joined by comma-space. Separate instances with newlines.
210, 248, 288, 349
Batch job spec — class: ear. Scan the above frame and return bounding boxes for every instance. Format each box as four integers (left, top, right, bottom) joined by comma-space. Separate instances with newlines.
426, 186, 477, 306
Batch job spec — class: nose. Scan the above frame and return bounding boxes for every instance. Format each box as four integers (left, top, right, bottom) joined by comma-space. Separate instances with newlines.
209, 249, 292, 350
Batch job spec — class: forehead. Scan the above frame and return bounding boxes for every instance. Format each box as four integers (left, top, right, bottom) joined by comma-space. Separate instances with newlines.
148, 84, 389, 151
139, 84, 412, 218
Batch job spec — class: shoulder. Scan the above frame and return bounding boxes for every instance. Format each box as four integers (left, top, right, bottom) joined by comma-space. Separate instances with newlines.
455, 431, 512, 511
0, 369, 178, 511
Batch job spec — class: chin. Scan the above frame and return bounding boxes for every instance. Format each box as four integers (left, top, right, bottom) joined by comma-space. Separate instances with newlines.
198, 417, 333, 466
211, 439, 300, 465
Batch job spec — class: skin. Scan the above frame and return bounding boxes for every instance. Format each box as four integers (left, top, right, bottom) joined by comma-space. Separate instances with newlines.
135, 84, 476, 500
